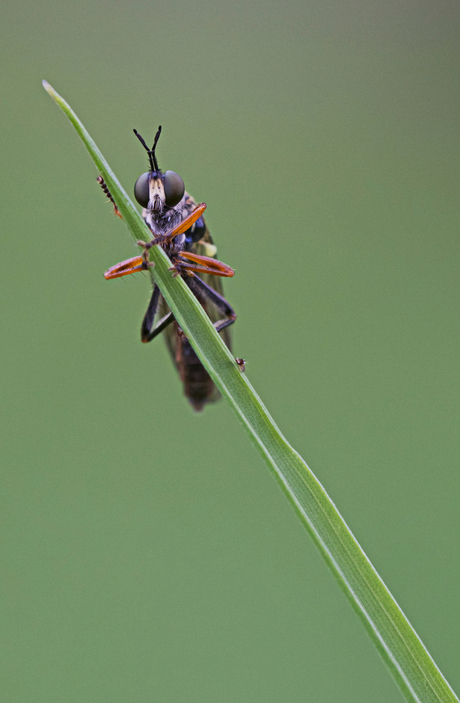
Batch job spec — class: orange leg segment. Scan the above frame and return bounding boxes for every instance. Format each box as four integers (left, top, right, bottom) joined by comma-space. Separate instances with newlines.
164, 203, 207, 241
177, 251, 235, 277
104, 255, 145, 280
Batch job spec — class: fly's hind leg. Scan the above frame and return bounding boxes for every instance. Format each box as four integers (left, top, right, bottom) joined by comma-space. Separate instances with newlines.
185, 274, 236, 334
141, 284, 175, 343
184, 275, 243, 368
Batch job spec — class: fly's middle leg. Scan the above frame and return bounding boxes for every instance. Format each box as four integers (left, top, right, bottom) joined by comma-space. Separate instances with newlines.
141, 284, 175, 343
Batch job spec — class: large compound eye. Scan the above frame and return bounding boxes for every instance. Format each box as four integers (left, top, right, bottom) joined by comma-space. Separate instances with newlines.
134, 172, 150, 207
164, 170, 185, 208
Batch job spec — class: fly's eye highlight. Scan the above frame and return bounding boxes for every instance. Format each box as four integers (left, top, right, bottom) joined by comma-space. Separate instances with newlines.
134, 172, 150, 208
164, 170, 185, 208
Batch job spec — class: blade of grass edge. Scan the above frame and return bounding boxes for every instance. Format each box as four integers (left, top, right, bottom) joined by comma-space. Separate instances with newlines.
43, 81, 458, 703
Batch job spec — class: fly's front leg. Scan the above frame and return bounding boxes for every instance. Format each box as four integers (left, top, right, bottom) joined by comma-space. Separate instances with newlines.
141, 283, 175, 343
136, 233, 172, 270
135, 236, 167, 273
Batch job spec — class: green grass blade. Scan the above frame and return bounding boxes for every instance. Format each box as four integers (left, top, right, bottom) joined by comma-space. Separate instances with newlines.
43, 81, 459, 703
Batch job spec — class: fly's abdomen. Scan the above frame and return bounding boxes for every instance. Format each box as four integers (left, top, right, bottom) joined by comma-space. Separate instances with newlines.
175, 327, 218, 411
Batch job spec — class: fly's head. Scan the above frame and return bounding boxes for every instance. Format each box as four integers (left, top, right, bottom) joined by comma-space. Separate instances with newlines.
133, 126, 186, 233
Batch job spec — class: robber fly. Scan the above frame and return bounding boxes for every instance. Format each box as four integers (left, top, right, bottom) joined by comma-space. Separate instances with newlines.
101, 127, 237, 411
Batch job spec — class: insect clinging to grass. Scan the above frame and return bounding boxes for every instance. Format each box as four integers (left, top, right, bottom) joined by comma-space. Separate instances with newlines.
101, 127, 239, 410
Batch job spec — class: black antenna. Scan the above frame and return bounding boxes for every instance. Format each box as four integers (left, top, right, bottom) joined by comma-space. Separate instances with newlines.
133, 126, 162, 172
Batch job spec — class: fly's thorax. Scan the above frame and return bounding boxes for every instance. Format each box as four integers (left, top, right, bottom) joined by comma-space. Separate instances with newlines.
143, 191, 197, 237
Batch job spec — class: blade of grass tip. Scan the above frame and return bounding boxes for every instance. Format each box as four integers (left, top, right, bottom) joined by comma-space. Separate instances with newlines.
43, 81, 459, 703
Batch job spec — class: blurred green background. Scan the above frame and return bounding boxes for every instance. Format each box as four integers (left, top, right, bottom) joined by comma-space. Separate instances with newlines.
1, 0, 459, 700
